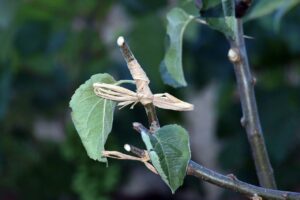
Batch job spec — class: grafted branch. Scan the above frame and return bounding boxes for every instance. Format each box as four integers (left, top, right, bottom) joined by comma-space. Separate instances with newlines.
117, 36, 160, 131
117, 29, 295, 198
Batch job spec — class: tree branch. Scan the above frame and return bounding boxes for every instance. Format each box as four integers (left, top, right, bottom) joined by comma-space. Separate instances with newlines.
187, 160, 300, 200
133, 122, 300, 199
228, 19, 277, 188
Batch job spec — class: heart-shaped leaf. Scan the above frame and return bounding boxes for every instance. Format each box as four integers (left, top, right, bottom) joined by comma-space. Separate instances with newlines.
160, 8, 195, 88
140, 124, 191, 193
70, 73, 116, 162
200, 0, 237, 40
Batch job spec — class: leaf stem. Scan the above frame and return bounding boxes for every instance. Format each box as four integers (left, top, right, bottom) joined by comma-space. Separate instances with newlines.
228, 19, 277, 188
114, 80, 136, 86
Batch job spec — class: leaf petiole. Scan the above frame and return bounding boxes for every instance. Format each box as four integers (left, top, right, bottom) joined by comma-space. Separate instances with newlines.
114, 80, 136, 86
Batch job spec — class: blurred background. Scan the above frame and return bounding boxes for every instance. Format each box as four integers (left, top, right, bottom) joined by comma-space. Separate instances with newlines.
0, 0, 300, 200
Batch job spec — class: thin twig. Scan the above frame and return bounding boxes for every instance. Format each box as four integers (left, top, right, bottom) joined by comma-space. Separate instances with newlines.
228, 19, 277, 188
124, 144, 147, 158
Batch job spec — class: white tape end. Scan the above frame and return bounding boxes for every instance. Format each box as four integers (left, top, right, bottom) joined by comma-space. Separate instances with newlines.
124, 144, 131, 152
117, 36, 125, 46
228, 48, 240, 62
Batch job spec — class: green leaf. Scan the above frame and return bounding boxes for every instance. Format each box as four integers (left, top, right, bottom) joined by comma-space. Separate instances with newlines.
245, 0, 300, 30
160, 8, 194, 88
200, 0, 237, 39
70, 73, 116, 162
140, 124, 191, 193
246, 0, 285, 21
274, 0, 300, 31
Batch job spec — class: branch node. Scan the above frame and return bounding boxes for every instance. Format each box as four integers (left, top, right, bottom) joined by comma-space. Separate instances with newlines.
150, 121, 159, 132
251, 193, 262, 200
228, 48, 241, 63
251, 76, 257, 86
227, 173, 238, 181
240, 116, 247, 127
282, 193, 289, 199
253, 129, 260, 137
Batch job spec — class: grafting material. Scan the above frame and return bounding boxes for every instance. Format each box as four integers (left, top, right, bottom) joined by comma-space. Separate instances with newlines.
93, 83, 193, 111
93, 36, 194, 111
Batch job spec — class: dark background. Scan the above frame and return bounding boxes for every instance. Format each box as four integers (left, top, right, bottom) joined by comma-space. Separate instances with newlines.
0, 0, 299, 199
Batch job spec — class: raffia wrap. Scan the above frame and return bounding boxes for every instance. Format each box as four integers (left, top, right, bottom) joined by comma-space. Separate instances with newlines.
93, 83, 193, 111
127, 59, 153, 105
93, 36, 193, 111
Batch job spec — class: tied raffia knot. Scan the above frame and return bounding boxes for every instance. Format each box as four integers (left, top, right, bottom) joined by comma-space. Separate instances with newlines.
93, 83, 193, 111
93, 36, 194, 111
93, 83, 153, 109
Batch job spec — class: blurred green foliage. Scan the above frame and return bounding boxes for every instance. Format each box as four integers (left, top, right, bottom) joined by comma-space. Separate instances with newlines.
0, 0, 300, 199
